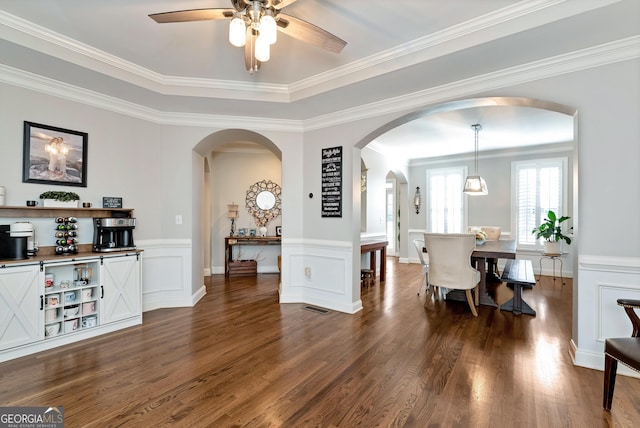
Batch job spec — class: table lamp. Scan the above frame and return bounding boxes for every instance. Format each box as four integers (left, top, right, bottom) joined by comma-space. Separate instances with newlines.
227, 203, 239, 236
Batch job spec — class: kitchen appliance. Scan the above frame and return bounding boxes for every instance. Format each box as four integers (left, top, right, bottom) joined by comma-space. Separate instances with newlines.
93, 218, 136, 252
0, 224, 28, 260
10, 222, 37, 256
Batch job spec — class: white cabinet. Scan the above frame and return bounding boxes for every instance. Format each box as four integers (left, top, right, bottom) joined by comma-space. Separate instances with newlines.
0, 264, 41, 351
0, 252, 141, 362
101, 254, 141, 324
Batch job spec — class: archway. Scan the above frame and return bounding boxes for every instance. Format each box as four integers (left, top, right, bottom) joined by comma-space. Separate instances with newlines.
354, 96, 577, 303
193, 129, 283, 278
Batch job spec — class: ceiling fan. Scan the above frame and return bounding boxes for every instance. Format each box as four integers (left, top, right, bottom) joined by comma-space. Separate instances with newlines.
149, 0, 347, 73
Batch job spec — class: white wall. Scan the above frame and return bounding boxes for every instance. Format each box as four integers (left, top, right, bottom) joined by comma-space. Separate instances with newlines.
406, 143, 575, 277
1, 51, 638, 375
208, 150, 282, 274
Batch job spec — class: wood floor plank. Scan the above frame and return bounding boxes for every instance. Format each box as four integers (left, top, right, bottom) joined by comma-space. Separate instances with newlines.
0, 258, 639, 427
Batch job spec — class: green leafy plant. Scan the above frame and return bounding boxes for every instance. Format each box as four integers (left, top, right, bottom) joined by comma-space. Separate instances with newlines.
531, 210, 572, 245
39, 191, 80, 202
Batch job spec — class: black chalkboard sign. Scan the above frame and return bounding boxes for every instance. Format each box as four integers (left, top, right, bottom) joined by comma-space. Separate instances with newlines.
102, 197, 123, 208
321, 146, 342, 217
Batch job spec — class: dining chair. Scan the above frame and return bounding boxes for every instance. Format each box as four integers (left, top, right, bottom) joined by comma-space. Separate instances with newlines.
481, 226, 502, 277
413, 239, 430, 296
603, 298, 640, 411
423, 233, 481, 316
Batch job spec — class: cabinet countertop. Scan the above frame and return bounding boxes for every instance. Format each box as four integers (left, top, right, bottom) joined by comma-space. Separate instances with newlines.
0, 249, 143, 267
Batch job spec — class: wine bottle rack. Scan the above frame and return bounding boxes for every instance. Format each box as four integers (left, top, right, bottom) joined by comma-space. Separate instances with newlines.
54, 217, 79, 255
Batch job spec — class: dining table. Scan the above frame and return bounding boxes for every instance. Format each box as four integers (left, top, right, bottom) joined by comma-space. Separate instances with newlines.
445, 239, 517, 307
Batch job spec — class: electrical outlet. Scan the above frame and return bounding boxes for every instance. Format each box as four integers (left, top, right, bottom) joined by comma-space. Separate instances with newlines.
304, 267, 311, 277
175, 215, 182, 225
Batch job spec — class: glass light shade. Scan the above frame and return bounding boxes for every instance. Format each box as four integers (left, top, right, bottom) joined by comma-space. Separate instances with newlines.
255, 35, 270, 62
229, 17, 246, 47
463, 176, 488, 195
260, 14, 277, 44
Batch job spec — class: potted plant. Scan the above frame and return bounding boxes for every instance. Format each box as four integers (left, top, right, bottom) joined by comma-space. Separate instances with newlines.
39, 191, 80, 208
531, 210, 572, 255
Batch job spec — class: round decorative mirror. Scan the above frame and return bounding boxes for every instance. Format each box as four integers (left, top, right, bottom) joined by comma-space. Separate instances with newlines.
256, 190, 276, 210
246, 180, 281, 226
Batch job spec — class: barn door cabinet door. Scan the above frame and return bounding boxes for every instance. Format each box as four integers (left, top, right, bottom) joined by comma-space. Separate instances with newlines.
0, 264, 42, 351
101, 254, 141, 324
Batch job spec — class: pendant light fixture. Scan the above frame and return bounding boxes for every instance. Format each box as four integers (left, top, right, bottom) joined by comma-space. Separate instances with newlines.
463, 124, 488, 195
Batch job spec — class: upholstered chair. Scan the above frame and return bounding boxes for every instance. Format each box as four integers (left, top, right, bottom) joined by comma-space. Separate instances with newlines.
481, 226, 502, 278
423, 233, 480, 316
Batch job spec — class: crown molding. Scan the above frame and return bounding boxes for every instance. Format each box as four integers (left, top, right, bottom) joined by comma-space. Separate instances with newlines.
0, 0, 622, 103
0, 36, 637, 133
408, 143, 574, 167
0, 10, 290, 102
0, 63, 302, 132
303, 36, 640, 131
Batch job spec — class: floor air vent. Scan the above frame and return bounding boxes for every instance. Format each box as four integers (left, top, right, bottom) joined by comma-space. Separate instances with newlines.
302, 305, 330, 315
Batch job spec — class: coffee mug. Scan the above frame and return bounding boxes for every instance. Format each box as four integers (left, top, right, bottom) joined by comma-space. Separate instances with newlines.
26, 200, 38, 206
45, 308, 57, 323
64, 292, 76, 304
47, 295, 59, 307
82, 316, 97, 328
45, 323, 60, 337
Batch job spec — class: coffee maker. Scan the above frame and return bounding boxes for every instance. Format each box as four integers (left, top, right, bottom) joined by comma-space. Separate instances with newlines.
11, 222, 37, 256
0, 224, 28, 260
92, 218, 136, 252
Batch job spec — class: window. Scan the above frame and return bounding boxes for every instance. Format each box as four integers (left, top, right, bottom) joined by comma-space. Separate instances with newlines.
512, 158, 568, 248
427, 166, 466, 233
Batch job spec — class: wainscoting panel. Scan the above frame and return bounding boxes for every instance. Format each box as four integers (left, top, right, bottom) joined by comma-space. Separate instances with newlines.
279, 239, 362, 314
137, 239, 200, 312
572, 254, 640, 378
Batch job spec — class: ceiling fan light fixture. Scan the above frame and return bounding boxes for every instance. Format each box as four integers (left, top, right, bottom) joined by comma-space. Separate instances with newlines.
229, 16, 246, 47
255, 35, 270, 62
260, 11, 277, 44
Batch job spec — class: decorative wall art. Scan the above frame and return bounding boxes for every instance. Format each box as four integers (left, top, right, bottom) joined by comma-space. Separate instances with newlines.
321, 146, 342, 217
245, 179, 282, 227
22, 121, 88, 187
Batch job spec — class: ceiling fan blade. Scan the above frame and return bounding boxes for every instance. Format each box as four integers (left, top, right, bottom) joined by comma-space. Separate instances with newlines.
277, 14, 346, 53
149, 8, 234, 23
245, 27, 261, 72
272, 0, 298, 10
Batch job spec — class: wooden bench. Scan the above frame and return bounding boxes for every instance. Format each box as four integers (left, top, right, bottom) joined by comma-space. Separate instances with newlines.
500, 259, 537, 316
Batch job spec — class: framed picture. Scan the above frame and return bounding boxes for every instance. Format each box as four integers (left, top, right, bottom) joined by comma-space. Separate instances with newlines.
238, 228, 247, 237
275, 226, 282, 236
249, 228, 257, 236
22, 121, 88, 187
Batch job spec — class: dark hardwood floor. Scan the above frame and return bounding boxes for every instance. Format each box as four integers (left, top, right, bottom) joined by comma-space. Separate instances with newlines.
1, 258, 639, 427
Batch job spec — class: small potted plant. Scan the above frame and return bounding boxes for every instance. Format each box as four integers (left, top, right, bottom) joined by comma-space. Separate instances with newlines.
532, 210, 572, 255
39, 191, 80, 208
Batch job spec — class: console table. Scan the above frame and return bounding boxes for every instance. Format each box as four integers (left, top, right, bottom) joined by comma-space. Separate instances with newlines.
361, 239, 389, 282
224, 236, 281, 276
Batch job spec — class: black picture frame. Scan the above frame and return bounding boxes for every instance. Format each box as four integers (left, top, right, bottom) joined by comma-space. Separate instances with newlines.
23, 121, 88, 187
275, 226, 282, 236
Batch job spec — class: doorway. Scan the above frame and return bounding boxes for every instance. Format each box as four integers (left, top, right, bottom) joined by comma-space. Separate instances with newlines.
386, 175, 397, 256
